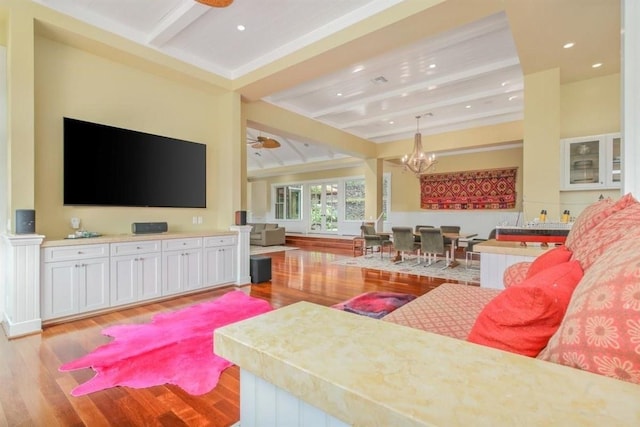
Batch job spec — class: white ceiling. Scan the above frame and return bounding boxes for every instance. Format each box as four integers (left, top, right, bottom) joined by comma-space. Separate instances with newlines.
33, 0, 620, 176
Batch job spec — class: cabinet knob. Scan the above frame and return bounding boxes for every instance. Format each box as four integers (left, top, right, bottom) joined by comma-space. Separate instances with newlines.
137, 246, 142, 249
77, 251, 83, 254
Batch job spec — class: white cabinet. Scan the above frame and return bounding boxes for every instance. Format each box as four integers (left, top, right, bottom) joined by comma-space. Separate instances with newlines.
42, 244, 110, 320
110, 241, 162, 305
203, 235, 237, 286
162, 238, 203, 296
40, 232, 240, 322
561, 133, 621, 190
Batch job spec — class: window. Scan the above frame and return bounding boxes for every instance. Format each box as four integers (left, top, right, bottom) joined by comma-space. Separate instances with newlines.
274, 185, 302, 220
344, 179, 365, 220
382, 173, 391, 221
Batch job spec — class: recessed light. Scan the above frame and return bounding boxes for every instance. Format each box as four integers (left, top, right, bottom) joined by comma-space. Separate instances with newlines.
501, 81, 509, 87
336, 92, 343, 97
563, 42, 575, 49
429, 63, 436, 69
352, 65, 365, 73
400, 92, 409, 97
465, 105, 471, 109
508, 95, 518, 101
592, 62, 603, 68
427, 85, 438, 91
388, 120, 395, 125
237, 24, 245, 31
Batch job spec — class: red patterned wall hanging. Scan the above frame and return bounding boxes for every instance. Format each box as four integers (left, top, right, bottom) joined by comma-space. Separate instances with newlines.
420, 167, 517, 210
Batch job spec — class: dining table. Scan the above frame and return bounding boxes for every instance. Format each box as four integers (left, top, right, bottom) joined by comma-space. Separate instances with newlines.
442, 232, 477, 267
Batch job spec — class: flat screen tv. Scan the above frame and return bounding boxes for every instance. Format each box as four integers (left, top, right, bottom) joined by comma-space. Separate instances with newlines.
63, 117, 206, 208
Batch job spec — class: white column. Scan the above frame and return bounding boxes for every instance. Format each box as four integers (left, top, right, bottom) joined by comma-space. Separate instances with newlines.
230, 225, 252, 285
622, 0, 640, 195
1, 233, 45, 338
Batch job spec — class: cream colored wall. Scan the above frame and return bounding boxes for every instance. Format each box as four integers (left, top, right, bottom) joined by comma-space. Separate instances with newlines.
561, 73, 620, 138
559, 73, 622, 215
388, 146, 523, 212
34, 36, 234, 239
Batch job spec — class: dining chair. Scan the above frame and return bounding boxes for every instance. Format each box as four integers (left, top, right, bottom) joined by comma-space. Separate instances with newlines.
391, 226, 420, 263
413, 224, 433, 242
360, 225, 392, 258
417, 227, 450, 267
465, 228, 496, 269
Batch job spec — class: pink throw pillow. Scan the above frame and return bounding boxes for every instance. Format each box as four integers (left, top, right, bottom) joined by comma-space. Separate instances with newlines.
503, 262, 531, 288
525, 245, 573, 279
468, 261, 583, 357
538, 234, 640, 385
570, 202, 640, 271
565, 193, 638, 250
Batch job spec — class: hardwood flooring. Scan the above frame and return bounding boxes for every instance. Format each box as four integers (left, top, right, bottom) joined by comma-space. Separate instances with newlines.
0, 246, 463, 426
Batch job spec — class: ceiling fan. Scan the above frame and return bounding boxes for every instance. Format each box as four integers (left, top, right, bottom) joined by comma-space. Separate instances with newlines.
247, 136, 281, 149
195, 0, 234, 6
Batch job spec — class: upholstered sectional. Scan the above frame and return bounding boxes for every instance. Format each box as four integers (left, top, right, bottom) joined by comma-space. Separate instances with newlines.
248, 223, 286, 246
383, 193, 640, 386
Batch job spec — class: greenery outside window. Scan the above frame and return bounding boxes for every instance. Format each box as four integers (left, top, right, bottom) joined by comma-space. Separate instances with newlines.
344, 179, 365, 221
275, 185, 302, 220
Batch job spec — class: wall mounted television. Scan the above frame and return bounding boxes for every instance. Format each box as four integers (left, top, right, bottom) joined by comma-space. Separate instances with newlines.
63, 117, 206, 208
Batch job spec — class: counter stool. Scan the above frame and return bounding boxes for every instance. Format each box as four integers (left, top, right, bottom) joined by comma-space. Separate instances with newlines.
465, 251, 480, 270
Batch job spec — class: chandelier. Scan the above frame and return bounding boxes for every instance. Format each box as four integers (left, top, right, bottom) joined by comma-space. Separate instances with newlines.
401, 115, 437, 176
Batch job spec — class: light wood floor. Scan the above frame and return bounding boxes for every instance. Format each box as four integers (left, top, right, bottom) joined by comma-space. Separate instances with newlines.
0, 246, 462, 426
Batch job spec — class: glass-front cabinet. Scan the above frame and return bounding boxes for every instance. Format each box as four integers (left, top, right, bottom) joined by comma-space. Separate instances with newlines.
560, 133, 621, 190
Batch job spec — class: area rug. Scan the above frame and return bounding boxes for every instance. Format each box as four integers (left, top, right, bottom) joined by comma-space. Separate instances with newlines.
59, 290, 272, 396
332, 291, 417, 319
250, 245, 298, 255
332, 254, 481, 284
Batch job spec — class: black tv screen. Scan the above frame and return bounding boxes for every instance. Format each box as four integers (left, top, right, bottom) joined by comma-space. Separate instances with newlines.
64, 117, 206, 208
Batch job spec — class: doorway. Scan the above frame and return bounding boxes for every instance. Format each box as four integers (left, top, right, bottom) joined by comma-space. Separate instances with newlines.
309, 183, 338, 233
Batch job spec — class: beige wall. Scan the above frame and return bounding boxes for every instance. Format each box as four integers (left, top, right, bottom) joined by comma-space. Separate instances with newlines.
388, 146, 523, 212
34, 36, 236, 238
561, 73, 620, 138
559, 73, 622, 213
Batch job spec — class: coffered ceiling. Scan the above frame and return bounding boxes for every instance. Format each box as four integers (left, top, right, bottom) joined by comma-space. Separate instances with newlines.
33, 0, 621, 176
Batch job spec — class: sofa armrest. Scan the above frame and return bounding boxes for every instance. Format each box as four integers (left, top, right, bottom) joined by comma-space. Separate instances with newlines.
261, 227, 285, 246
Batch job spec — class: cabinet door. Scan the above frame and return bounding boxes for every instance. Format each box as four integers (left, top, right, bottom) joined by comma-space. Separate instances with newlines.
562, 136, 603, 189
183, 250, 203, 291
204, 246, 236, 286
78, 257, 110, 313
606, 134, 621, 188
110, 255, 138, 305
42, 261, 78, 320
217, 246, 236, 284
138, 253, 162, 301
162, 251, 185, 296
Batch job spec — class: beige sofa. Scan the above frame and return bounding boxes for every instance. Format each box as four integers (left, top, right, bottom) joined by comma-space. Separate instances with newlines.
384, 193, 640, 387
249, 223, 286, 246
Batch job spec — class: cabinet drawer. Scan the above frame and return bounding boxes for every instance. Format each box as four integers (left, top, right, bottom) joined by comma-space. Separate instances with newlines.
111, 240, 161, 256
43, 244, 109, 263
163, 237, 202, 251
204, 235, 237, 247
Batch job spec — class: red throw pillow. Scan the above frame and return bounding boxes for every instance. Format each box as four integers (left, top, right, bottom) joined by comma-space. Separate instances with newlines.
468, 261, 583, 357
525, 245, 572, 279
518, 260, 583, 308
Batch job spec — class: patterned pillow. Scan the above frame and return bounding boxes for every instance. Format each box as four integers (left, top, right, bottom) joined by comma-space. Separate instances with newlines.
538, 234, 640, 384
565, 193, 637, 250
570, 202, 640, 271
503, 262, 531, 288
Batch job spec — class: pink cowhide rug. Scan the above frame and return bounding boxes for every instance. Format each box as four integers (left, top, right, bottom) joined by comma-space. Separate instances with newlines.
59, 290, 272, 396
